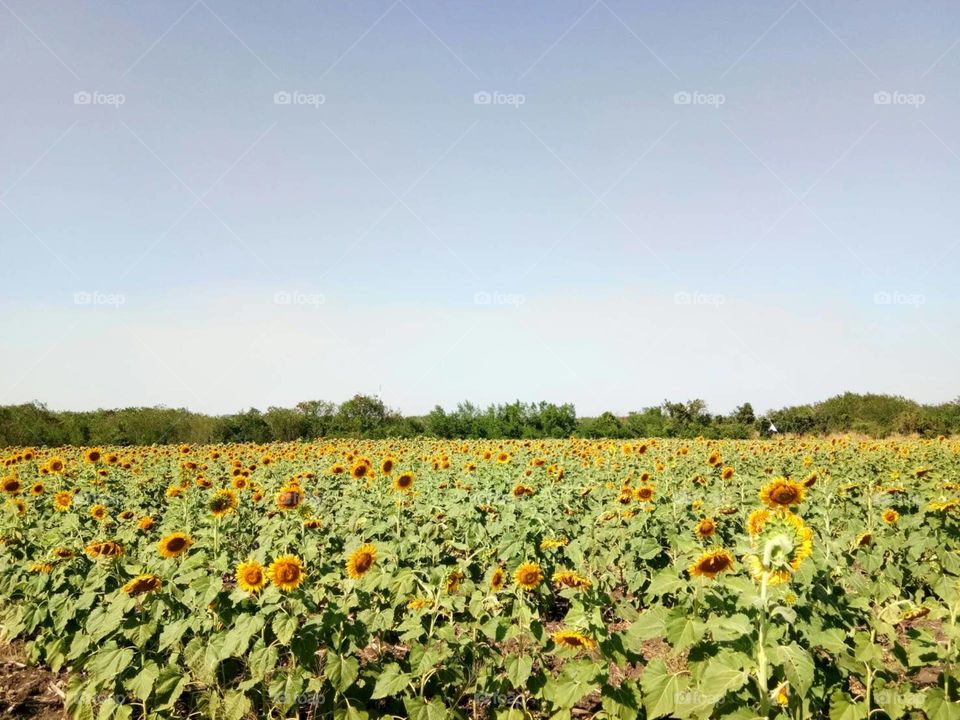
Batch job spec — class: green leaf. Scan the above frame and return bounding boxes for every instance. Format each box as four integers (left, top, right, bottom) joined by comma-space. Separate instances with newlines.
829, 690, 868, 720
642, 658, 688, 719
125, 661, 159, 701
505, 654, 533, 689
223, 690, 252, 720
325, 653, 359, 692
698, 654, 751, 702
87, 645, 134, 686
272, 613, 297, 646
371, 663, 411, 699
710, 614, 751, 642
774, 643, 814, 696
625, 606, 669, 650
665, 612, 706, 652
403, 696, 451, 720
223, 614, 265, 657
924, 688, 960, 720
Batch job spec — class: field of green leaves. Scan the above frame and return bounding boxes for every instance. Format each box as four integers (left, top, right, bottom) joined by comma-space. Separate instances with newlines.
1, 437, 959, 719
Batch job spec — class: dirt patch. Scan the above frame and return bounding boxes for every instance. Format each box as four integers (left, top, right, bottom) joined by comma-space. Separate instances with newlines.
0, 644, 65, 720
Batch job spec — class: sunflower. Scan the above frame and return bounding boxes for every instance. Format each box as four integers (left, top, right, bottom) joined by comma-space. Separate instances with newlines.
84, 448, 102, 464
759, 478, 805, 508
275, 485, 304, 511
138, 516, 155, 531
855, 532, 872, 548
882, 508, 899, 524
8, 499, 26, 515
346, 543, 377, 579
512, 483, 535, 498
157, 532, 192, 558
803, 472, 818, 487
90, 504, 108, 521
540, 537, 568, 550
552, 571, 592, 590
695, 517, 716, 538
47, 457, 65, 473
29, 562, 54, 574
745, 509, 813, 585
635, 485, 655, 501
1, 476, 22, 494
303, 517, 323, 529
551, 629, 596, 651
393, 472, 414, 492
29, 482, 44, 496
514, 562, 543, 590
490, 566, 506, 591
350, 462, 370, 480
122, 574, 161, 596
85, 540, 123, 558
407, 597, 432, 610
707, 451, 722, 467
721, 467, 735, 481
209, 489, 237, 516
380, 456, 396, 475
446, 570, 465, 593
689, 549, 735, 579
51, 547, 74, 559
235, 560, 267, 593
269, 555, 305, 591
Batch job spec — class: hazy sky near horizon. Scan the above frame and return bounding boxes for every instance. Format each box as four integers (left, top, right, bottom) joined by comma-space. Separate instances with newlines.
1, 1, 959, 416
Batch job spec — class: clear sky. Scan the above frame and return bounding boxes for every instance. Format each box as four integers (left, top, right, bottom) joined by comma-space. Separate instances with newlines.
1, 1, 958, 416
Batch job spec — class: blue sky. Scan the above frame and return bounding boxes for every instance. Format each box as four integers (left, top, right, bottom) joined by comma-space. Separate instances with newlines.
1, 0, 958, 415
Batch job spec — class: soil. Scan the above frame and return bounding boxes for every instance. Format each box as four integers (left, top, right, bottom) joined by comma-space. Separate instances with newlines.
0, 644, 65, 720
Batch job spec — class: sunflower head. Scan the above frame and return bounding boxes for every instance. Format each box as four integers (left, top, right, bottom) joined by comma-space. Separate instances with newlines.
269, 555, 305, 591
2, 477, 22, 494
514, 562, 543, 590
393, 472, 414, 492
635, 485, 655, 501
90, 504, 108, 521
696, 517, 716, 538
551, 629, 596, 651
552, 571, 592, 591
512, 484, 535, 498
157, 532, 192, 558
275, 486, 304, 511
236, 560, 267, 593
490, 566, 506, 591
209, 489, 237, 516
882, 508, 899, 524
122, 574, 162, 596
746, 509, 813, 585
759, 478, 805, 508
346, 543, 377, 579
689, 549, 735, 579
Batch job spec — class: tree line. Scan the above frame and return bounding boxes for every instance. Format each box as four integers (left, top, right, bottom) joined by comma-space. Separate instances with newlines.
0, 392, 958, 447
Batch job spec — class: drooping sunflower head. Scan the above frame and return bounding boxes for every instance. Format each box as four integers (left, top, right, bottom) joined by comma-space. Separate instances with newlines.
551, 629, 596, 651
303, 517, 323, 529
157, 532, 192, 558
29, 562, 54, 574
269, 555, 305, 592
393, 472, 414, 492
85, 540, 124, 559
514, 562, 543, 590
759, 478, 805, 508
552, 571, 592, 591
51, 547, 74, 559
209, 489, 237, 516
445, 570, 465, 593
236, 560, 267, 593
696, 517, 716, 538
122, 574, 162, 596
490, 566, 506, 591
346, 543, 377, 579
689, 549, 735, 579
512, 483, 535, 498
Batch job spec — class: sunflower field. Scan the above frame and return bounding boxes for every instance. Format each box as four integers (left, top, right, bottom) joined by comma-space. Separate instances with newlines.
1, 437, 960, 719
